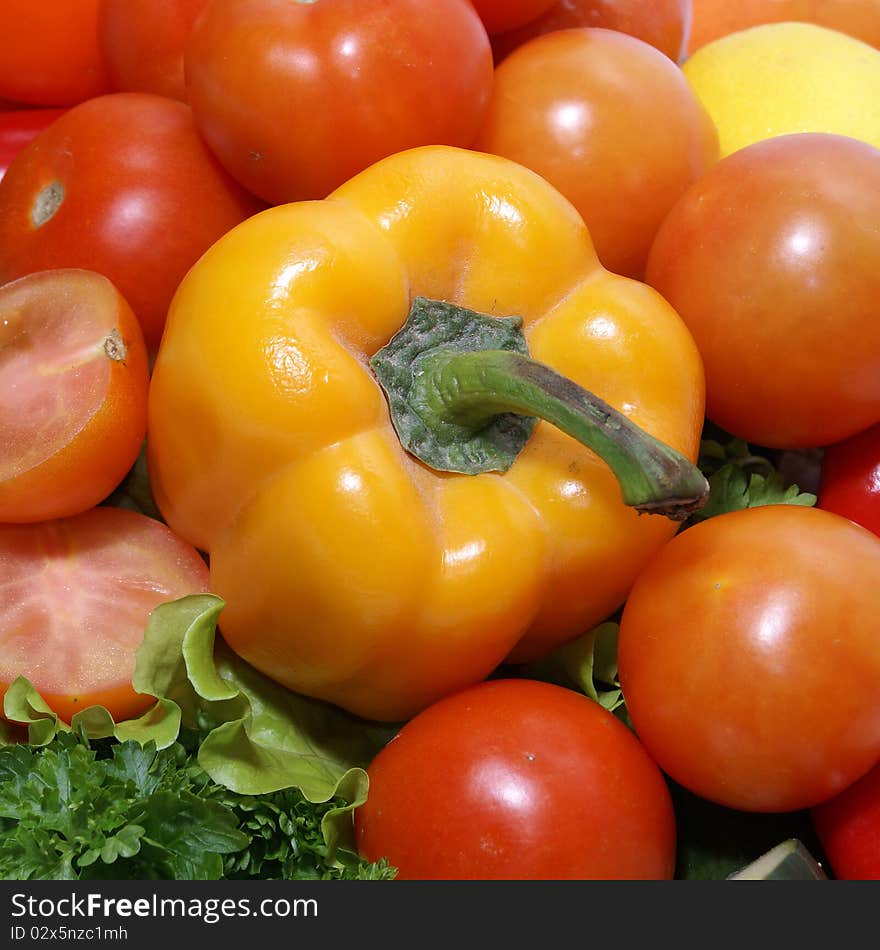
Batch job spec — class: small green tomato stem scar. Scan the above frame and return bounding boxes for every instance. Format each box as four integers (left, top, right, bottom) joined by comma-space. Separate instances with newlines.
371, 297, 709, 522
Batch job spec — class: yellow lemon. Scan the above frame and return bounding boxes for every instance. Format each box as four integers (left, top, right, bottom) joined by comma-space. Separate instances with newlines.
682, 22, 880, 157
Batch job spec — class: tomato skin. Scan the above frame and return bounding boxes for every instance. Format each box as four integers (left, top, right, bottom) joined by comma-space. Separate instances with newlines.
184, 0, 494, 204
474, 28, 718, 279
818, 424, 880, 538
688, 0, 880, 56
99, 0, 210, 102
0, 269, 149, 523
0, 507, 210, 724
646, 133, 880, 449
470, 0, 557, 34
0, 93, 263, 351
492, 0, 692, 63
0, 109, 65, 181
0, 0, 111, 107
355, 679, 677, 880
618, 505, 880, 814
812, 761, 880, 879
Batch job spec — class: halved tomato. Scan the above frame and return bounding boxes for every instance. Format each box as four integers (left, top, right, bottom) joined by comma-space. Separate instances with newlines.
0, 506, 211, 723
0, 269, 149, 523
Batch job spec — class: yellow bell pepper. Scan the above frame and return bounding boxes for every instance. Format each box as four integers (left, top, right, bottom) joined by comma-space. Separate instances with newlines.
148, 145, 706, 721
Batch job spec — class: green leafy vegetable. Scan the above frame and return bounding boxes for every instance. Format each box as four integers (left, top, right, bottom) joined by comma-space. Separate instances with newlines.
508, 622, 624, 713
689, 435, 817, 522
0, 733, 395, 881
1, 595, 397, 868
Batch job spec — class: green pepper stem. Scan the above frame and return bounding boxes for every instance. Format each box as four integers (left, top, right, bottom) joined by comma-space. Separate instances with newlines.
412, 348, 708, 521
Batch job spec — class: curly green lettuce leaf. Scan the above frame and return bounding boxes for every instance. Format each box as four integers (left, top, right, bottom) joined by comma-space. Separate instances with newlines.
1, 676, 181, 749
507, 621, 624, 713
2, 594, 395, 865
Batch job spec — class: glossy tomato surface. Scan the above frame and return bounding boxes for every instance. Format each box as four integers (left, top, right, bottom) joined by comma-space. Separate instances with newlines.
492, 0, 692, 63
184, 0, 494, 204
475, 28, 718, 278
0, 507, 210, 723
355, 679, 677, 879
470, 0, 557, 34
99, 0, 210, 101
0, 270, 148, 523
0, 93, 263, 350
646, 133, 880, 449
687, 0, 880, 56
812, 760, 880, 879
818, 423, 880, 537
0, 109, 65, 181
618, 505, 880, 813
0, 0, 110, 106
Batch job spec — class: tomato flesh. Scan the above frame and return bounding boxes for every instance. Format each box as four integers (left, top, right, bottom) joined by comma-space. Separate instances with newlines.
0, 269, 149, 523
0, 507, 211, 723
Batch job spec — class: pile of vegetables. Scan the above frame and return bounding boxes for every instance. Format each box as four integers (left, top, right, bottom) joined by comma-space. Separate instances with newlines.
3, 0, 880, 882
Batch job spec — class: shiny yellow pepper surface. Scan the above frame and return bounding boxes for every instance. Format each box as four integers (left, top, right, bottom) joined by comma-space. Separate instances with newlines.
148, 146, 706, 721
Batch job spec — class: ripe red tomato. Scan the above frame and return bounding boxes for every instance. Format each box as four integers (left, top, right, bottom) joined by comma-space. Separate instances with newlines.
818, 423, 880, 537
0, 270, 148, 523
0, 109, 65, 181
0, 0, 111, 107
618, 505, 880, 813
470, 0, 557, 34
645, 133, 880, 449
492, 0, 693, 63
0, 507, 210, 724
184, 0, 494, 204
812, 760, 880, 879
474, 28, 718, 278
355, 679, 677, 879
99, 0, 210, 102
0, 93, 263, 351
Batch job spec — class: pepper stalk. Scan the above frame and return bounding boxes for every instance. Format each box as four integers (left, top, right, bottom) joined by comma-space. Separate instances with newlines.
371, 296, 709, 522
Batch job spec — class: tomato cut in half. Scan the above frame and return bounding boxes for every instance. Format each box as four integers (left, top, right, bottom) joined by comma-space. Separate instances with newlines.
0, 506, 211, 723
0, 269, 149, 523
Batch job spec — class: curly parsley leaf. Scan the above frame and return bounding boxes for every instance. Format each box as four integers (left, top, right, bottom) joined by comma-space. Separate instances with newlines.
0, 734, 395, 882
689, 435, 817, 523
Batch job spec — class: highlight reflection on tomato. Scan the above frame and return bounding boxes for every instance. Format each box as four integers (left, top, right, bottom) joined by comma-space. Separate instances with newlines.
0, 92, 263, 350
184, 0, 494, 204
618, 505, 880, 814
355, 679, 677, 880
646, 133, 880, 449
475, 28, 718, 278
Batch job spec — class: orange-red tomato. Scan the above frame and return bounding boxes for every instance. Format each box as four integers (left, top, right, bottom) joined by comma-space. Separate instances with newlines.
99, 0, 210, 102
475, 28, 718, 278
0, 507, 211, 724
645, 133, 880, 449
184, 0, 494, 204
0, 93, 263, 351
0, 109, 65, 181
492, 0, 693, 63
0, 0, 111, 107
687, 0, 880, 56
0, 270, 148, 524
618, 505, 880, 813
470, 0, 557, 34
355, 679, 677, 879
